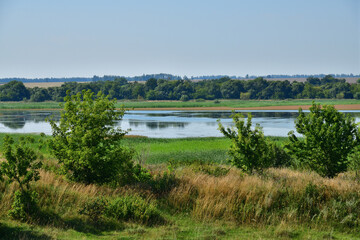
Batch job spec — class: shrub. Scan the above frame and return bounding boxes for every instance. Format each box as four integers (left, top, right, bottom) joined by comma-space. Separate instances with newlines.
180, 95, 189, 102
79, 197, 109, 222
189, 161, 229, 177
105, 195, 164, 225
8, 190, 39, 221
287, 103, 360, 178
48, 90, 134, 185
148, 170, 178, 195
219, 113, 287, 174
347, 146, 360, 181
0, 135, 42, 220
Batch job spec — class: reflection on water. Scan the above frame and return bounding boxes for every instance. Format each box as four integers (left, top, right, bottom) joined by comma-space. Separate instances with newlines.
0, 110, 360, 138
129, 121, 188, 130
0, 111, 60, 130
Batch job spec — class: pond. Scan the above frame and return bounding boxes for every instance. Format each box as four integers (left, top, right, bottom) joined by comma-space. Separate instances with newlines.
0, 110, 359, 138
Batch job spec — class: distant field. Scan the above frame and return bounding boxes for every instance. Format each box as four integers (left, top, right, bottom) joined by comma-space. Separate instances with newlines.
1, 99, 360, 110
22, 82, 86, 88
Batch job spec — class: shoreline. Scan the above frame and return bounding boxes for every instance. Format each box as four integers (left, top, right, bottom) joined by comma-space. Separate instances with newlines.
129, 104, 360, 111
2, 104, 360, 111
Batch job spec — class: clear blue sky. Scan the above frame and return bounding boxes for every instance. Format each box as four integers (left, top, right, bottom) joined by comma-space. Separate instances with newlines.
0, 0, 359, 78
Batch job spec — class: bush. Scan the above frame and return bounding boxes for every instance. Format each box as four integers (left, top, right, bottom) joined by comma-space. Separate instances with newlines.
48, 90, 134, 185
105, 195, 164, 226
287, 103, 360, 178
180, 95, 189, 102
148, 170, 178, 195
347, 146, 360, 181
8, 190, 39, 221
79, 197, 108, 222
0, 135, 42, 221
219, 113, 287, 174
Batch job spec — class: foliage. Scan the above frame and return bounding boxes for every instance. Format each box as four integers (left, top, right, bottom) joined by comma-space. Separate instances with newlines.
189, 161, 230, 177
0, 135, 42, 221
147, 168, 178, 195
287, 103, 360, 177
105, 195, 164, 226
218, 113, 286, 174
8, 190, 39, 221
0, 135, 42, 192
48, 90, 134, 185
79, 197, 109, 222
4, 75, 360, 102
347, 146, 360, 180
0, 81, 30, 101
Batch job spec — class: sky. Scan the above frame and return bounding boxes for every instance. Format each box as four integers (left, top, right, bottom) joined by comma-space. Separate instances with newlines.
0, 0, 359, 78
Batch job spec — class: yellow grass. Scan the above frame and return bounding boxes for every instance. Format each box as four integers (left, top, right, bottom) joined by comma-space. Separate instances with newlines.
1, 166, 360, 231
168, 167, 360, 226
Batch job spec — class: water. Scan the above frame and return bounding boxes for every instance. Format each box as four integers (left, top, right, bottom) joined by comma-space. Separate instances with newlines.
0, 110, 359, 138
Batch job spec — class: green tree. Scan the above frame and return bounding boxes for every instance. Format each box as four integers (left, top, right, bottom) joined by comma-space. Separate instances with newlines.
0, 81, 30, 101
0, 135, 42, 220
287, 103, 360, 177
219, 113, 287, 174
48, 90, 134, 184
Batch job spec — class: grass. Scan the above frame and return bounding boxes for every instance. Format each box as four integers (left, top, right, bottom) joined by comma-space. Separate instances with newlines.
118, 99, 360, 109
0, 133, 288, 165
1, 215, 359, 239
0, 102, 62, 109
1, 166, 360, 239
1, 133, 360, 239
0, 99, 359, 110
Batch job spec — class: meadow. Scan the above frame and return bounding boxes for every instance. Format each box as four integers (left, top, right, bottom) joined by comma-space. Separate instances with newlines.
1, 133, 360, 239
0, 99, 360, 110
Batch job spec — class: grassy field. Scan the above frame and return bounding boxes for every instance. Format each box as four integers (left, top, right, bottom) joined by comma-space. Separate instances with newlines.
1, 216, 358, 239
118, 99, 360, 109
0, 133, 287, 165
0, 99, 360, 110
1, 133, 360, 239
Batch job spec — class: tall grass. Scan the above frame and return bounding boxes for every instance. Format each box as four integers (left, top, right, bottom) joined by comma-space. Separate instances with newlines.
1, 165, 360, 238
168, 167, 360, 230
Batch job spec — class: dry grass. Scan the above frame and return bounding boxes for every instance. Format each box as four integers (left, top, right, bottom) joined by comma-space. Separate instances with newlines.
1, 166, 360, 231
168, 167, 360, 228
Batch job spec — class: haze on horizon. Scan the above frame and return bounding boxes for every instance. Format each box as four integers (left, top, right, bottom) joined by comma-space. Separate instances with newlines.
0, 0, 359, 78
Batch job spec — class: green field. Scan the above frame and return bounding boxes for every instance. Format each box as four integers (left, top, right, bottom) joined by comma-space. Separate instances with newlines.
118, 99, 360, 109
1, 216, 358, 240
0, 99, 359, 110
0, 133, 287, 165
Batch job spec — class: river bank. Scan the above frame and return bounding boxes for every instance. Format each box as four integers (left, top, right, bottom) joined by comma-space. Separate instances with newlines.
1, 99, 360, 110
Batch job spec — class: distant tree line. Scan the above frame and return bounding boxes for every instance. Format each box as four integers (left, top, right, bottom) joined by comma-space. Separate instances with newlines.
0, 73, 182, 84
1, 73, 359, 83
1, 75, 360, 102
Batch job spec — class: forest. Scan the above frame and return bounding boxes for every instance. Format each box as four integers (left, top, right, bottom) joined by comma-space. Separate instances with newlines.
1, 75, 360, 102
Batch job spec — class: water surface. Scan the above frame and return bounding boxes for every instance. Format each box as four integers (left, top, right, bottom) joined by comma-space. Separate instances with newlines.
0, 110, 359, 138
